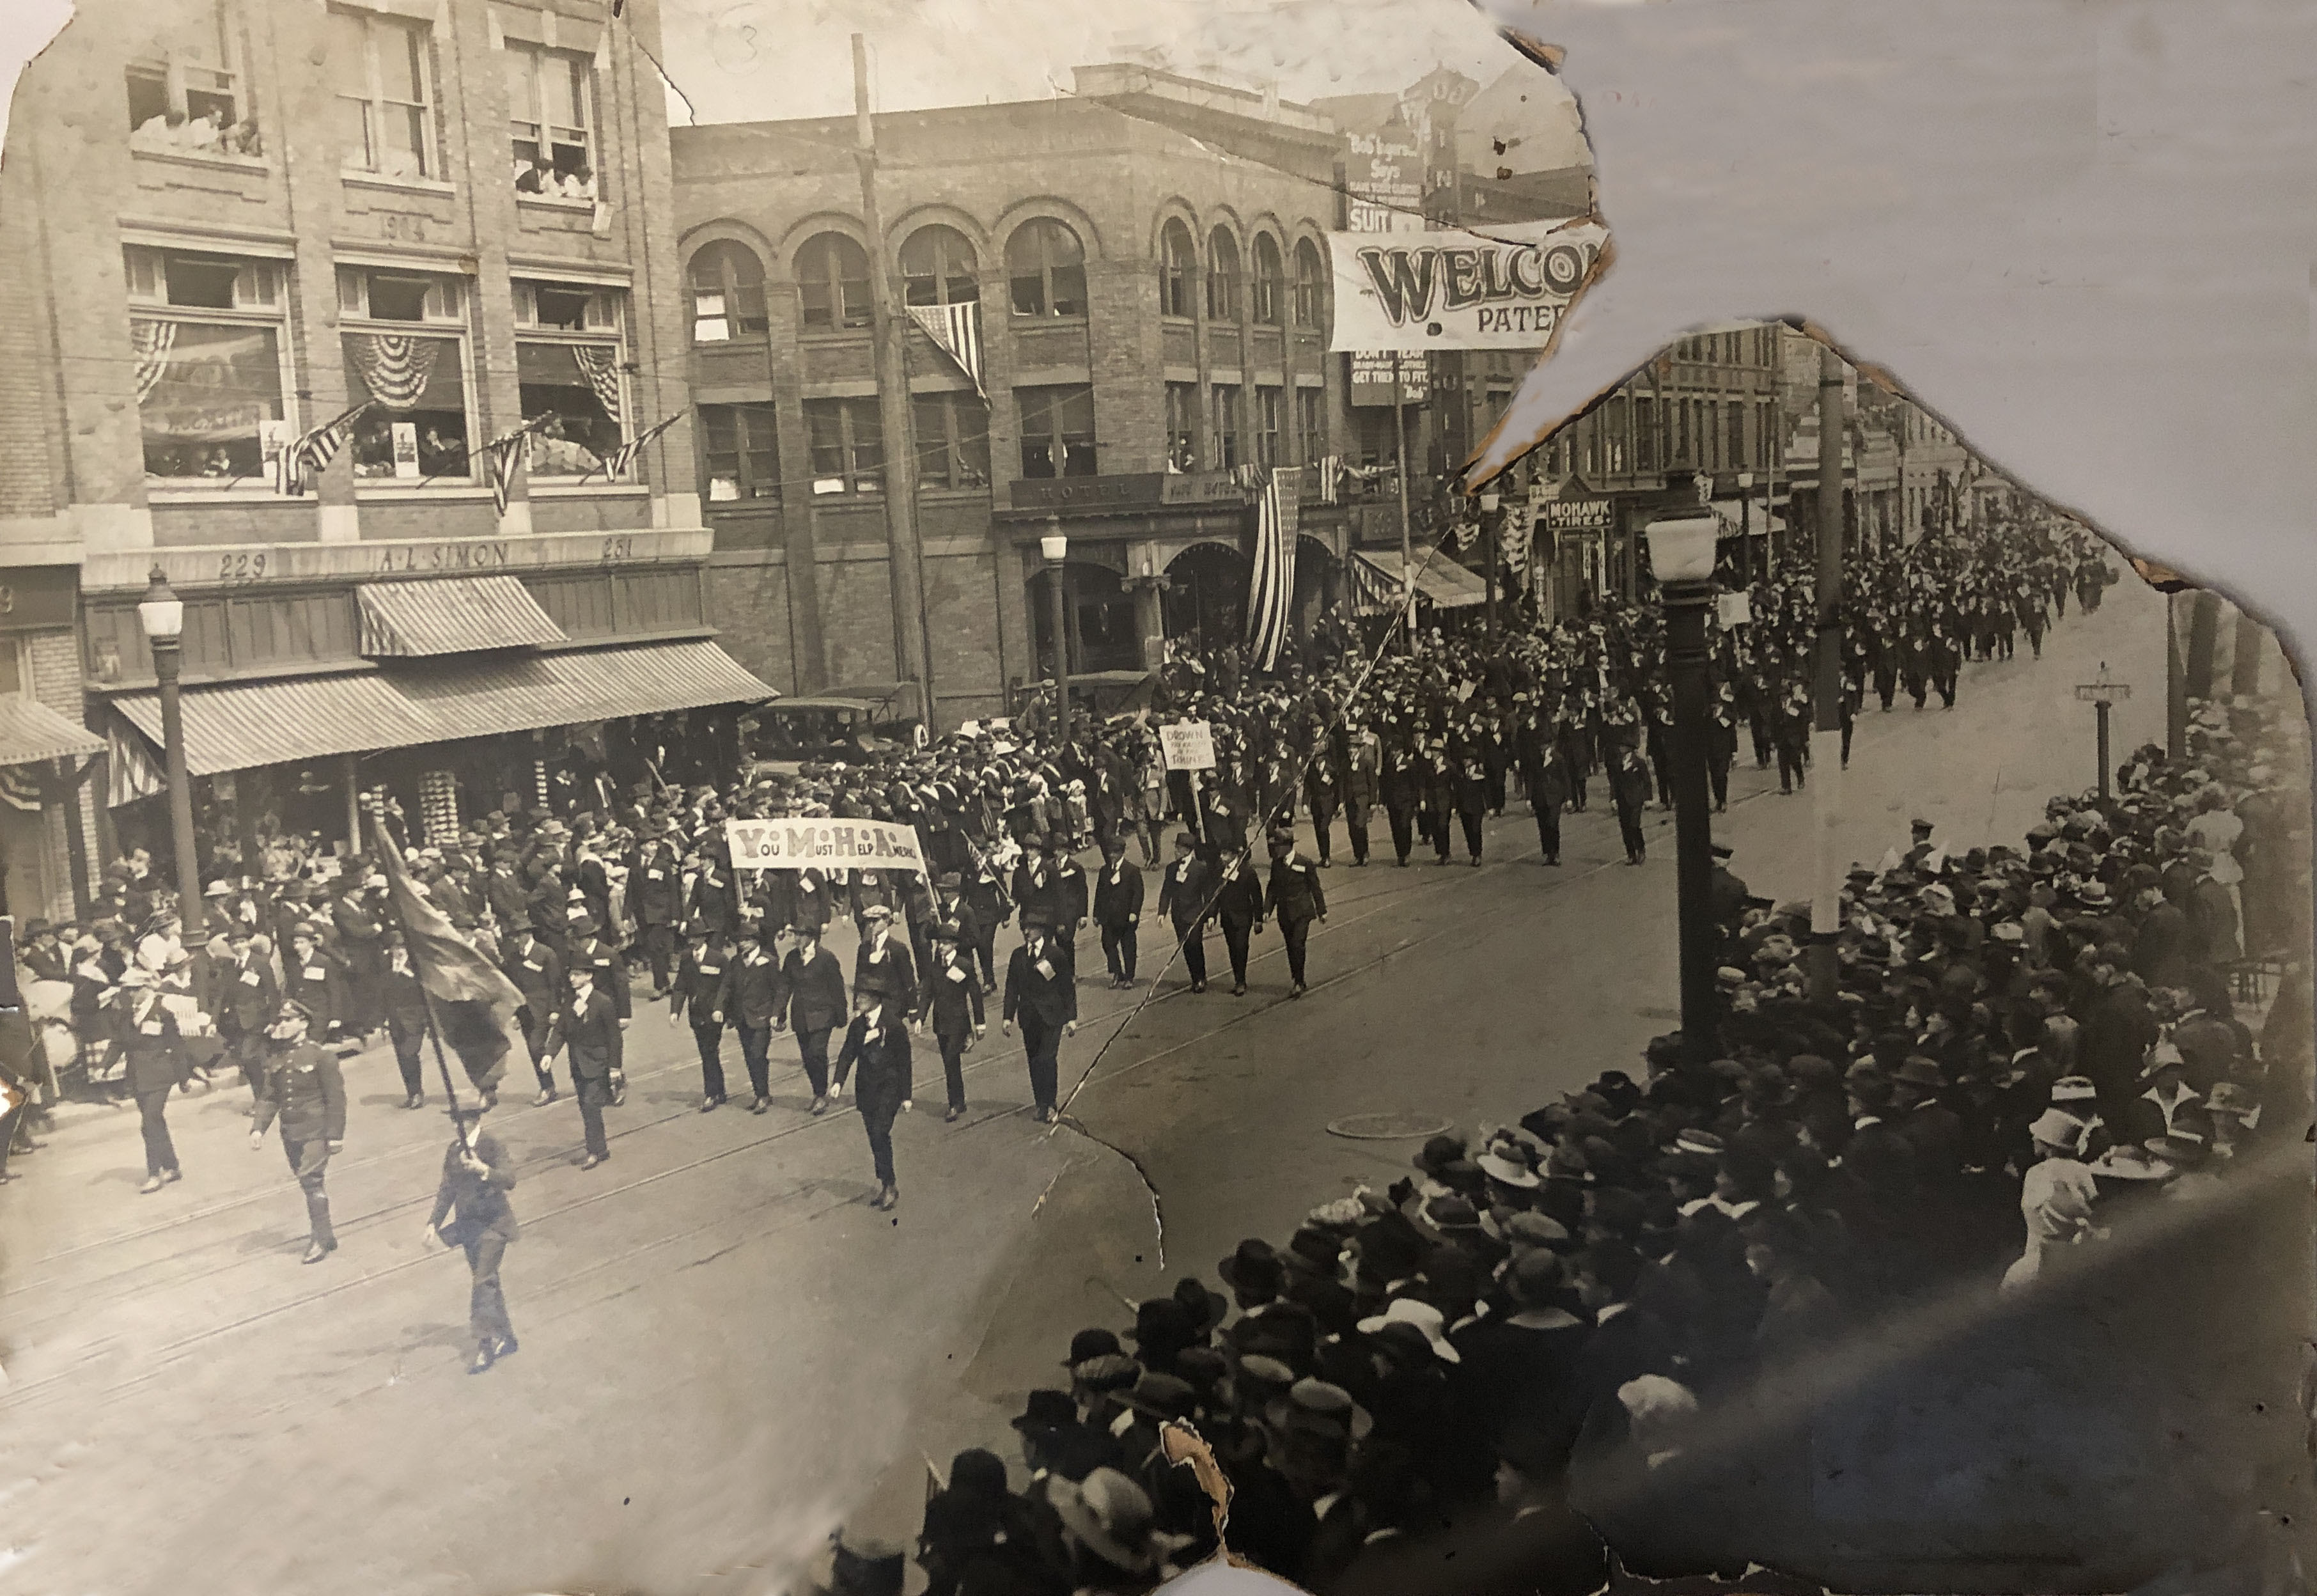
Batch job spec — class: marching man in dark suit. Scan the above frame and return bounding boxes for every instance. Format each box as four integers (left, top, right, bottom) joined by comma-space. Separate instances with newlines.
119, 969, 184, 1193
852, 904, 917, 1016
215, 925, 279, 1105
921, 921, 985, 1122
426, 1104, 520, 1375
248, 999, 345, 1264
1155, 833, 1212, 994
377, 926, 433, 1110
1263, 829, 1329, 997
726, 925, 785, 1114
498, 922, 566, 1106
668, 922, 736, 1112
834, 988, 914, 1210
562, 912, 630, 1106
1091, 838, 1144, 990
545, 962, 623, 1170
1004, 914, 1079, 1124
783, 922, 848, 1116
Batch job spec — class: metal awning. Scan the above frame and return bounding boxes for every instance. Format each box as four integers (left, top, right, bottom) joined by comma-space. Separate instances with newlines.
357, 575, 568, 657
1348, 550, 1488, 614
109, 641, 777, 776
0, 696, 105, 767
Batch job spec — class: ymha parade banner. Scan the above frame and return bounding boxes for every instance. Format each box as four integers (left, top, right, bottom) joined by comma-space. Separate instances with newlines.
726, 817, 929, 873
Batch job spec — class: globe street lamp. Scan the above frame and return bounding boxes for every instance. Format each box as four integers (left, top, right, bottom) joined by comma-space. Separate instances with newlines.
136, 567, 203, 938
1645, 515, 1721, 1064
1040, 524, 1071, 745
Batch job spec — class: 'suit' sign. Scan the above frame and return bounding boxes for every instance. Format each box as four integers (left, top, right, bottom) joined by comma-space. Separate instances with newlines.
1329, 219, 1608, 351
726, 818, 929, 873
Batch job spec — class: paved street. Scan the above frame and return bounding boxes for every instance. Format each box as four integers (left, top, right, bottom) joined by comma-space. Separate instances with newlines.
0, 578, 2167, 1596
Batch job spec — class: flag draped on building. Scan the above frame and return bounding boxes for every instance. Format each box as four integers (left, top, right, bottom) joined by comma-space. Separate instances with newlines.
1316, 454, 1345, 505
589, 409, 688, 485
481, 416, 552, 515
904, 302, 986, 400
1246, 465, 1302, 671
276, 400, 375, 496
371, 809, 524, 1097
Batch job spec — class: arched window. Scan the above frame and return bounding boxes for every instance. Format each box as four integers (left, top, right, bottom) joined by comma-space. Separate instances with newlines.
1251, 233, 1284, 327
1159, 219, 1196, 319
795, 230, 871, 331
900, 224, 978, 308
688, 240, 766, 341
1205, 226, 1240, 322
1292, 239, 1325, 331
1006, 217, 1086, 318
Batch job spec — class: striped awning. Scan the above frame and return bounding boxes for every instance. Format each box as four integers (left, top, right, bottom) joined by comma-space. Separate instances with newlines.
1348, 550, 1488, 614
356, 575, 567, 657
109, 641, 777, 777
0, 696, 104, 768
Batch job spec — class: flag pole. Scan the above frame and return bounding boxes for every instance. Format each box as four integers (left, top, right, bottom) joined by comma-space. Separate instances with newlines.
366, 800, 474, 1154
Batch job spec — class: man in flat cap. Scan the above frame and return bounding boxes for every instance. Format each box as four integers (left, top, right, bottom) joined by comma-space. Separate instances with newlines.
248, 1000, 345, 1264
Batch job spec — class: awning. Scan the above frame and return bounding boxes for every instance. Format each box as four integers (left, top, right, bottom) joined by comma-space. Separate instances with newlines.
357, 575, 567, 657
1348, 550, 1487, 614
1708, 499, 1783, 536
0, 697, 104, 768
109, 640, 777, 777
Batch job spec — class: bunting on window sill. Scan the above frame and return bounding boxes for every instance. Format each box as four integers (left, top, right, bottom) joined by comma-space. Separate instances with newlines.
905, 302, 987, 400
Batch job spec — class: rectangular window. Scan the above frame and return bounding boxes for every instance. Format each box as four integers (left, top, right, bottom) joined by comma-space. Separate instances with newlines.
505, 42, 596, 199
125, 246, 288, 485
1728, 402, 1745, 470
1164, 382, 1199, 472
1210, 384, 1242, 471
338, 267, 471, 482
331, 10, 435, 180
804, 398, 883, 494
1295, 387, 1323, 465
1255, 386, 1281, 469
125, 2, 260, 159
1018, 384, 1096, 479
701, 403, 779, 501
1635, 395, 1657, 473
912, 393, 990, 490
513, 280, 627, 480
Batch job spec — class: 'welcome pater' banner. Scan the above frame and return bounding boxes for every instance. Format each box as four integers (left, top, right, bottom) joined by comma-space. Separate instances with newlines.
726, 817, 929, 874
1328, 217, 1608, 352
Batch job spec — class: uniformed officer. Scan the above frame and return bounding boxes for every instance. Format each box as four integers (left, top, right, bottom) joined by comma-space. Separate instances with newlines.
425, 1104, 520, 1375
834, 989, 913, 1210
1263, 829, 1329, 997
248, 1000, 346, 1264
668, 922, 736, 1111
544, 962, 623, 1170
497, 921, 566, 1106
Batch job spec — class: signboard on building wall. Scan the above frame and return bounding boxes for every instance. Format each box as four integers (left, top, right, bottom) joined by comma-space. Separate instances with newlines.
0, 568, 77, 634
1330, 218, 1609, 352
1541, 497, 1614, 534
1342, 129, 1430, 408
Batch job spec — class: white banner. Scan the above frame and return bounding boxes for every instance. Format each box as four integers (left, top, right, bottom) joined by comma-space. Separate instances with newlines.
1158, 720, 1216, 772
1329, 219, 1608, 352
726, 817, 929, 874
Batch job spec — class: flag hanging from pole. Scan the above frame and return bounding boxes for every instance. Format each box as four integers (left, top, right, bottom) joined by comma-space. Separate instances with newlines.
588, 409, 688, 485
481, 416, 553, 516
371, 810, 524, 1093
904, 302, 986, 400
277, 400, 375, 496
1245, 465, 1302, 672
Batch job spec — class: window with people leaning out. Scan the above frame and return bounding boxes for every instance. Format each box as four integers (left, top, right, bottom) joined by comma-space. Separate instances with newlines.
339, 267, 472, 483
506, 40, 597, 200
125, 246, 287, 487
1017, 384, 1095, 479
125, 4, 260, 159
513, 281, 629, 481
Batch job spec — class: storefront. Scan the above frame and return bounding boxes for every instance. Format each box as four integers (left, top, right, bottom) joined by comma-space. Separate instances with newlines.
84, 533, 776, 869
0, 566, 103, 919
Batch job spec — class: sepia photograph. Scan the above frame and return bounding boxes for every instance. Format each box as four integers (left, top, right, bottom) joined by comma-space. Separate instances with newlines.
0, 1, 2307, 1593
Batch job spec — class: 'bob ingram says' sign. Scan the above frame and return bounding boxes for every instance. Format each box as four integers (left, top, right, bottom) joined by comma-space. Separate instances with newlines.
1329, 219, 1607, 352
726, 818, 928, 874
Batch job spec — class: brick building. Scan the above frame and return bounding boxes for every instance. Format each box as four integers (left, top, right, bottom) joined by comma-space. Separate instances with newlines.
672, 67, 1391, 719
1, 0, 767, 909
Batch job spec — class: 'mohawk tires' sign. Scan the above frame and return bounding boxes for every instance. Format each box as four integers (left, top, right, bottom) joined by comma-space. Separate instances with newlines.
1328, 218, 1609, 351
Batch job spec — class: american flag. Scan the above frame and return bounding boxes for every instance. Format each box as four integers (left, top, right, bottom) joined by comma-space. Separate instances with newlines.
1245, 465, 1303, 672
589, 410, 688, 485
277, 400, 375, 496
482, 415, 554, 515
905, 302, 986, 400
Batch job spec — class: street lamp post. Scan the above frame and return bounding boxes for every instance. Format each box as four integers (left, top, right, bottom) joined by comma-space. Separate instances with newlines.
137, 567, 203, 938
1646, 516, 1722, 1065
2075, 662, 2132, 801
1040, 526, 1071, 744
1479, 489, 1501, 639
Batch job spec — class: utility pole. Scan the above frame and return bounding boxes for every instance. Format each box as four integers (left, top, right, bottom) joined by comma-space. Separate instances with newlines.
852, 35, 934, 729
1805, 341, 1846, 1003
1394, 363, 1416, 648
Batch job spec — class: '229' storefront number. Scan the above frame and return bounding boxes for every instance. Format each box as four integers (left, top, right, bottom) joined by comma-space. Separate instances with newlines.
218, 552, 269, 585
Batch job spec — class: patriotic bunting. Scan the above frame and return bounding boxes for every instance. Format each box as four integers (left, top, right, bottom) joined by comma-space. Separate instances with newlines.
276, 400, 376, 496
905, 302, 987, 400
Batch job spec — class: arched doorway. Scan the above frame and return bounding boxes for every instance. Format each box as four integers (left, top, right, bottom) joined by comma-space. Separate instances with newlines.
1027, 560, 1140, 677
1162, 542, 1249, 652
1292, 535, 1338, 633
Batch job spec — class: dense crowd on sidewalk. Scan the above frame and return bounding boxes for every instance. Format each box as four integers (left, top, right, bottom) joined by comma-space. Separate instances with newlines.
809, 677, 2304, 1596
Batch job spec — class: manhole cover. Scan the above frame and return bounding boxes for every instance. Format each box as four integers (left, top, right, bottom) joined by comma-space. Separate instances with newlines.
1326, 1111, 1454, 1141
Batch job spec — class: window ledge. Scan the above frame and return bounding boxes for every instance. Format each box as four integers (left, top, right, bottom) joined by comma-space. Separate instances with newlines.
130, 146, 269, 175
517, 193, 598, 212
342, 170, 455, 197
530, 483, 646, 497
354, 484, 489, 500
146, 485, 304, 504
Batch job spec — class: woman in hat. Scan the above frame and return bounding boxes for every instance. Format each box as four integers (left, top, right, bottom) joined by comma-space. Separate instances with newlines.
1047, 1466, 1183, 1593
